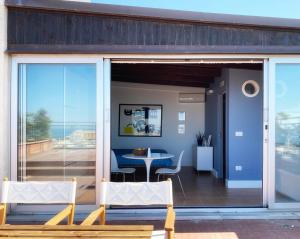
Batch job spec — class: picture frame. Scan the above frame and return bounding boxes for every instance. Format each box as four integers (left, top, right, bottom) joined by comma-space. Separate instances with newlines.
118, 104, 162, 137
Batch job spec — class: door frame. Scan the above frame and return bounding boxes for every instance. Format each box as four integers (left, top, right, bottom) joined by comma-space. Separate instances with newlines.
221, 92, 227, 184
10, 56, 104, 212
108, 57, 269, 208
9, 54, 272, 212
268, 57, 300, 209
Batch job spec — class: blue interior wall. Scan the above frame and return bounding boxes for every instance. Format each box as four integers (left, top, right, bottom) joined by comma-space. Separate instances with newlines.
205, 68, 263, 181
227, 69, 263, 180
205, 70, 228, 178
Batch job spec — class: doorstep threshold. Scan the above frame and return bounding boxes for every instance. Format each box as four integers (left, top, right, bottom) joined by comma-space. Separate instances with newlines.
7, 209, 300, 223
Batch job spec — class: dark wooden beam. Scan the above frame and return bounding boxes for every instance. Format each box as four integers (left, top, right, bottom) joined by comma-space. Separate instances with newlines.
217, 63, 263, 70
112, 64, 222, 77
112, 77, 210, 88
112, 74, 214, 84
111, 63, 263, 88
112, 63, 219, 88
112, 70, 216, 81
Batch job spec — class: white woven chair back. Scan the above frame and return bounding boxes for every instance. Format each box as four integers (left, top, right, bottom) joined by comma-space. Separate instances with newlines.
100, 180, 173, 206
111, 150, 119, 171
1, 180, 77, 204
175, 151, 184, 173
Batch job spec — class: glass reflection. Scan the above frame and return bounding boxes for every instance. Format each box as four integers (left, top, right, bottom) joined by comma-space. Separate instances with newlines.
18, 64, 96, 204
275, 64, 300, 202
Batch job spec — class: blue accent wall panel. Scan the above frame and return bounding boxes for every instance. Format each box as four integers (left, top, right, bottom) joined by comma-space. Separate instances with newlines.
227, 69, 263, 180
205, 68, 263, 181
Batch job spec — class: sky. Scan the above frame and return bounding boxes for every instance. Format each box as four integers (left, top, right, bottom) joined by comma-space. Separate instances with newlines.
26, 64, 96, 124
92, 0, 300, 19
276, 65, 300, 115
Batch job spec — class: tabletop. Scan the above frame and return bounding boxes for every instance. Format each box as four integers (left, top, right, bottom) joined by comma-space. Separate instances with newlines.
0, 224, 154, 239
122, 153, 175, 160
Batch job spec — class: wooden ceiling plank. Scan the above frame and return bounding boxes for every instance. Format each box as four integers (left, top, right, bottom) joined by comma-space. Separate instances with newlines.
112, 77, 210, 88
111, 74, 214, 83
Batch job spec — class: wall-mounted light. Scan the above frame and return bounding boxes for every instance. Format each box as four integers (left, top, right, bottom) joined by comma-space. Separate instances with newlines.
206, 89, 214, 95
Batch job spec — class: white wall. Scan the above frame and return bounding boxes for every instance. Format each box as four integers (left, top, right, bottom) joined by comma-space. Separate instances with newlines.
111, 82, 205, 166
0, 1, 10, 192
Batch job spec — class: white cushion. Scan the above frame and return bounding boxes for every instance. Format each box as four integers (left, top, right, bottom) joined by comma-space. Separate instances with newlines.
1, 181, 77, 204
151, 230, 166, 239
100, 181, 173, 205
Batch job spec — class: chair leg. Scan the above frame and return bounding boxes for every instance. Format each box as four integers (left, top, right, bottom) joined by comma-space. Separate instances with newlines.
177, 174, 186, 198
157, 174, 160, 182
123, 173, 125, 182
133, 172, 136, 182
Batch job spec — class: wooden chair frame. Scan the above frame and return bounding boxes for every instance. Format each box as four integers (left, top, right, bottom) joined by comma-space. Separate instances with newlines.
45, 203, 75, 226
81, 179, 176, 239
0, 177, 76, 226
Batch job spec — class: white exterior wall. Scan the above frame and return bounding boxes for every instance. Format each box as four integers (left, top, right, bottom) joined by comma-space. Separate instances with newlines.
0, 1, 10, 191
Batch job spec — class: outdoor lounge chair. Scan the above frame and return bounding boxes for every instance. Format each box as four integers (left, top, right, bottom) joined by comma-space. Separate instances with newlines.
0, 177, 77, 225
81, 179, 176, 239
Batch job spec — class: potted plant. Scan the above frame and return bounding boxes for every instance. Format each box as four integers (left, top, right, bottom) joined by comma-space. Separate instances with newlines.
196, 132, 205, 146
193, 132, 213, 172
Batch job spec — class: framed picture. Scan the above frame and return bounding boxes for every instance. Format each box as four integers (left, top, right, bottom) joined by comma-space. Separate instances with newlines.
118, 104, 162, 137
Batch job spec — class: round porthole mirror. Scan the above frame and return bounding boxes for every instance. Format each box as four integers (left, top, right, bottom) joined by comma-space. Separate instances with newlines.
242, 80, 260, 97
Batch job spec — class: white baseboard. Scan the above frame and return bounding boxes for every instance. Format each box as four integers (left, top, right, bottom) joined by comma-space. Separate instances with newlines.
226, 180, 262, 188
212, 169, 219, 178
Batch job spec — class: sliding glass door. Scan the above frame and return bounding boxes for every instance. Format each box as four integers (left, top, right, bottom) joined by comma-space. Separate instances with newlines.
12, 58, 104, 208
269, 58, 300, 208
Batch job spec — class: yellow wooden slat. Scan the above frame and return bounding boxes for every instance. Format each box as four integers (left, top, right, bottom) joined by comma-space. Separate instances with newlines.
81, 207, 105, 226
45, 205, 73, 225
0, 237, 151, 239
0, 225, 154, 231
164, 206, 175, 231
0, 230, 152, 237
164, 206, 175, 239
0, 204, 7, 225
0, 224, 153, 238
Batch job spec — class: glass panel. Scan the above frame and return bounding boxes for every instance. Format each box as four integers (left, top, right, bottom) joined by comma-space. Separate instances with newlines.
17, 63, 97, 204
275, 64, 300, 203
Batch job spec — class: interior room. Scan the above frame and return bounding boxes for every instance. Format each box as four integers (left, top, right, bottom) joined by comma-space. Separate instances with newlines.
110, 62, 264, 207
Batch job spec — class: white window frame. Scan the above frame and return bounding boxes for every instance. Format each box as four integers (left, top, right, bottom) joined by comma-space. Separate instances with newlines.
9, 54, 274, 214
11, 56, 104, 212
268, 57, 300, 209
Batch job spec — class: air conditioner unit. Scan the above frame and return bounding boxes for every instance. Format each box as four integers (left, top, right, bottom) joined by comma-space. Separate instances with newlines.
178, 93, 205, 103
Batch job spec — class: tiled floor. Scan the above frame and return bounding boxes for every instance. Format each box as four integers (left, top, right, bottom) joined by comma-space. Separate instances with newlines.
118, 166, 263, 207
111, 219, 300, 239
172, 167, 263, 207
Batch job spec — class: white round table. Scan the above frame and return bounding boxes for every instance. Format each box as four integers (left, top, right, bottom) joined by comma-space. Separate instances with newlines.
122, 153, 175, 182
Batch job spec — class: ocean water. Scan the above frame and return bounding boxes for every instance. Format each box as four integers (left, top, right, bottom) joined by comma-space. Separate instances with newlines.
50, 125, 96, 139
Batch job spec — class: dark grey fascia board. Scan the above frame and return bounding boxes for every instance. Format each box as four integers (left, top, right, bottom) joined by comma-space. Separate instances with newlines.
7, 44, 300, 54
5, 0, 300, 30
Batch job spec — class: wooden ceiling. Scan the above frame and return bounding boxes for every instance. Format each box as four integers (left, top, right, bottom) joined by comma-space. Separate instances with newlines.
112, 63, 262, 88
